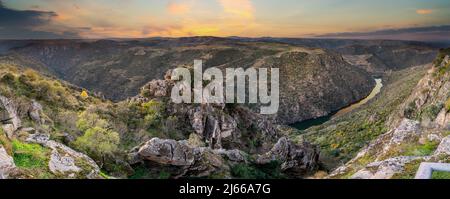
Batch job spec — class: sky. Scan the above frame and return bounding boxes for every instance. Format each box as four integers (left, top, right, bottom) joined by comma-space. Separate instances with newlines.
0, 0, 449, 40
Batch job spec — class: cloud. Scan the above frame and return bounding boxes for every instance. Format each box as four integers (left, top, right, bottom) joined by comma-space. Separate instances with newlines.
416, 9, 433, 15
167, 1, 191, 15
0, 1, 81, 39
315, 25, 450, 42
219, 0, 254, 19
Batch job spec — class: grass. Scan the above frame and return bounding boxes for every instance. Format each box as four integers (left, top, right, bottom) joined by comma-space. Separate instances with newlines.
432, 171, 450, 179
12, 139, 50, 169
404, 141, 439, 157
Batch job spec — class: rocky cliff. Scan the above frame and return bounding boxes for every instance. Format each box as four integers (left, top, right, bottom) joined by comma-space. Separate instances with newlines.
327, 49, 450, 179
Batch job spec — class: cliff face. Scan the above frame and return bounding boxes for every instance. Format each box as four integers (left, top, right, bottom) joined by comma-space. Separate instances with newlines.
328, 49, 450, 179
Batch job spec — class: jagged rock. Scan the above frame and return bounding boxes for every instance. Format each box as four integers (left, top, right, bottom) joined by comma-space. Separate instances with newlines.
49, 150, 82, 175
0, 95, 21, 138
27, 133, 101, 179
389, 119, 420, 145
351, 156, 421, 179
435, 108, 450, 129
137, 138, 195, 166
130, 138, 252, 178
0, 146, 16, 179
141, 80, 170, 98
28, 100, 44, 125
213, 149, 247, 163
434, 136, 450, 156
189, 105, 238, 149
256, 137, 319, 176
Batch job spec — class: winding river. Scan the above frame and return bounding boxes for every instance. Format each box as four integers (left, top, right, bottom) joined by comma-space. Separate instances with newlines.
292, 78, 383, 130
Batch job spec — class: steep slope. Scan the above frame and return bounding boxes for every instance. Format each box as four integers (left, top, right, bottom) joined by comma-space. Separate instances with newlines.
5, 38, 375, 124
0, 56, 320, 179
327, 49, 450, 179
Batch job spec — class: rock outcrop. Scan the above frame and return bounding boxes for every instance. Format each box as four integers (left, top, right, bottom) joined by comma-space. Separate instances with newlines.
329, 49, 450, 179
0, 95, 21, 138
130, 136, 320, 178
0, 145, 16, 179
257, 137, 319, 176
27, 133, 102, 179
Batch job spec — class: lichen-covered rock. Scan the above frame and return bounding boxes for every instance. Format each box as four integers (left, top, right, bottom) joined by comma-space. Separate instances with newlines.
28, 100, 44, 125
48, 150, 82, 175
434, 136, 450, 156
140, 80, 170, 98
0, 95, 21, 138
130, 137, 252, 178
27, 133, 101, 179
137, 138, 195, 166
0, 146, 16, 179
351, 156, 421, 179
257, 137, 319, 176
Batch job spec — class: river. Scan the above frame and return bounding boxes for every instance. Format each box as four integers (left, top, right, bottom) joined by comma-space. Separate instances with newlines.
292, 78, 383, 130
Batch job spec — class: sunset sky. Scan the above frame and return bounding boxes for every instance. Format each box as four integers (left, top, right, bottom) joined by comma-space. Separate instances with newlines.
1, 0, 449, 40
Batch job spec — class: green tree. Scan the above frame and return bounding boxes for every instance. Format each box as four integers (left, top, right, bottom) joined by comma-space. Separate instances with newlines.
74, 126, 120, 166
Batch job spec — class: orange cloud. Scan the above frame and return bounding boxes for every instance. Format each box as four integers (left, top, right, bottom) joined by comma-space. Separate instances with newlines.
219, 0, 254, 19
167, 2, 191, 15
416, 9, 433, 15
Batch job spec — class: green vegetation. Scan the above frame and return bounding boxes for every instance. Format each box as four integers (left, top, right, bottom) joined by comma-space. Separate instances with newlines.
12, 139, 49, 169
231, 161, 285, 179
403, 141, 439, 157
432, 171, 450, 179
74, 124, 120, 167
301, 65, 428, 168
445, 98, 450, 112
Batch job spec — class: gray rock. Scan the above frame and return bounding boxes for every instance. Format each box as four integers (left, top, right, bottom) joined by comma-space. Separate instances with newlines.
48, 149, 82, 175
257, 137, 319, 175
213, 149, 247, 163
137, 138, 195, 166
0, 95, 21, 138
141, 80, 170, 98
27, 133, 101, 179
434, 136, 450, 156
28, 100, 44, 125
0, 146, 16, 179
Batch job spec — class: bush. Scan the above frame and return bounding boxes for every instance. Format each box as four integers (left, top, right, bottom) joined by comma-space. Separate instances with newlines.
76, 111, 109, 132
231, 161, 285, 179
73, 126, 120, 163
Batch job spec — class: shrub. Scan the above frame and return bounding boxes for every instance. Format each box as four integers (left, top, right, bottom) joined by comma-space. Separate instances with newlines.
76, 111, 109, 132
231, 161, 285, 179
80, 90, 89, 100
73, 126, 120, 163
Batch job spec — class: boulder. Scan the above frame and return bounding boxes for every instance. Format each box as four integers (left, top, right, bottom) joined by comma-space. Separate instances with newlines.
28, 100, 44, 125
137, 138, 195, 166
27, 133, 101, 179
130, 138, 250, 178
0, 146, 16, 179
141, 80, 170, 98
257, 137, 319, 176
351, 156, 421, 179
0, 95, 21, 138
434, 136, 450, 156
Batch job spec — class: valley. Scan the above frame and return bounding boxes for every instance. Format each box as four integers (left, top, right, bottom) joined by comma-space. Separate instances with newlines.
0, 37, 447, 179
